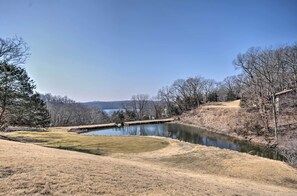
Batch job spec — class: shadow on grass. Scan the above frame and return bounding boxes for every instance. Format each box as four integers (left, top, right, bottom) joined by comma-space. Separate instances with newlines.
0, 135, 47, 143
47, 145, 103, 155
4, 127, 48, 132
1, 135, 104, 156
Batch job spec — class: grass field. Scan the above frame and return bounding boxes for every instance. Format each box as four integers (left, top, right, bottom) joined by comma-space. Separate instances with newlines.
6, 128, 169, 155
1, 138, 297, 195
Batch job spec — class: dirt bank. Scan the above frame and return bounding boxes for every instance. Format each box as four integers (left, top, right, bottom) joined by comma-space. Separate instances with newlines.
177, 100, 268, 143
177, 100, 297, 154
1, 138, 297, 195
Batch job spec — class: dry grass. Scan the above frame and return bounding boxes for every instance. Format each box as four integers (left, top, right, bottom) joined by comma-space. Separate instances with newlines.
178, 100, 297, 149
1, 116, 297, 195
117, 140, 297, 189
6, 128, 169, 155
204, 100, 241, 108
1, 138, 297, 195
179, 105, 241, 135
178, 100, 272, 145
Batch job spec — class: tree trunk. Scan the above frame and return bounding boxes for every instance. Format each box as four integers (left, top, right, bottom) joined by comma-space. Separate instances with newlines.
272, 94, 278, 142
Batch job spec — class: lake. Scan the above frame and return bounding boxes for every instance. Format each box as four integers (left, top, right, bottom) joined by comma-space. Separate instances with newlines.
103, 109, 125, 116
83, 123, 284, 160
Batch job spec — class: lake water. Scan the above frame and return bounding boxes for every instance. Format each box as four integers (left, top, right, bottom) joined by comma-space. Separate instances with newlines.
83, 123, 284, 160
103, 109, 125, 116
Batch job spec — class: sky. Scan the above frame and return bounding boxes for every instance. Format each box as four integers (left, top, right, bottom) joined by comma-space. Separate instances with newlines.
1, 0, 297, 102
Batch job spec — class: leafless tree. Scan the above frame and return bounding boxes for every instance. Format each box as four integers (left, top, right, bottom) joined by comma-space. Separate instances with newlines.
0, 37, 29, 65
131, 94, 150, 120
157, 86, 178, 116
42, 94, 110, 126
234, 45, 297, 141
185, 76, 206, 107
151, 96, 165, 119
203, 79, 216, 102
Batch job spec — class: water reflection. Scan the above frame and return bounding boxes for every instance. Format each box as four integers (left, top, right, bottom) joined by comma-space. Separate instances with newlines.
84, 123, 284, 161
85, 124, 169, 137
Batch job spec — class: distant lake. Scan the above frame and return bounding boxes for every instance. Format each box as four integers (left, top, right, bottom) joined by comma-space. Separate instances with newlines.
84, 123, 284, 161
103, 109, 125, 116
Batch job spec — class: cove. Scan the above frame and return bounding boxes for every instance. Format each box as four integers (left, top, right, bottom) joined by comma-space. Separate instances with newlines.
83, 123, 284, 161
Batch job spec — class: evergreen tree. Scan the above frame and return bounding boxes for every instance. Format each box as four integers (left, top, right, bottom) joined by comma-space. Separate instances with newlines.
0, 37, 50, 130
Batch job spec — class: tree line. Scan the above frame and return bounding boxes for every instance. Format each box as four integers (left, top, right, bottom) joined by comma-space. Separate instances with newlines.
156, 75, 242, 116
120, 44, 297, 141
41, 94, 110, 126
111, 74, 242, 123
234, 45, 297, 140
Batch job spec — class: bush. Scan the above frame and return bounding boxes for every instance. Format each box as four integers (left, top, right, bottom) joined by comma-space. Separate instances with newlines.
280, 149, 297, 166
235, 110, 264, 136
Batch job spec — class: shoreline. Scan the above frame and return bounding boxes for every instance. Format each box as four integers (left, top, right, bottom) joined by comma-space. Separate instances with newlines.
66, 118, 175, 133
174, 120, 279, 150
66, 118, 277, 149
2, 117, 283, 152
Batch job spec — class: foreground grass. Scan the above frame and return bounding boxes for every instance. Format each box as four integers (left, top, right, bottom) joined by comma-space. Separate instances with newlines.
7, 128, 169, 155
1, 139, 297, 195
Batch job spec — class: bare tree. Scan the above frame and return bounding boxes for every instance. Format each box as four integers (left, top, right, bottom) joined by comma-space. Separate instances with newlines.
172, 79, 190, 111
131, 94, 150, 120
42, 94, 110, 126
234, 45, 297, 141
151, 96, 165, 119
0, 37, 49, 130
0, 37, 29, 65
185, 76, 206, 107
157, 76, 209, 115
203, 79, 217, 102
157, 86, 178, 116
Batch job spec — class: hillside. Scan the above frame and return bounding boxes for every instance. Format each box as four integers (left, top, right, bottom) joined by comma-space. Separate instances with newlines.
177, 100, 297, 152
1, 138, 297, 195
178, 100, 242, 136
82, 100, 132, 110
83, 100, 157, 110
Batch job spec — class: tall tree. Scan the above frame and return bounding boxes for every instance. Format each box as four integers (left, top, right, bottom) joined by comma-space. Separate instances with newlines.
0, 37, 49, 130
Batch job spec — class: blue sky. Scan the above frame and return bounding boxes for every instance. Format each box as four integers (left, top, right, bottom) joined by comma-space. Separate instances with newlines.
1, 0, 297, 101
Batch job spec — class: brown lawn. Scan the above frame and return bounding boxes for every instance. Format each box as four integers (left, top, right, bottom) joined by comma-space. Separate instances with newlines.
1, 136, 297, 195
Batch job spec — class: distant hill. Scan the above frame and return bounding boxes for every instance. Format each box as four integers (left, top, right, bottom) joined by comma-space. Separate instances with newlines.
83, 100, 157, 110
82, 101, 132, 110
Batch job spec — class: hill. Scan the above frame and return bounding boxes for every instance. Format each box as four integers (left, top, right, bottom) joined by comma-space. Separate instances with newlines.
82, 100, 131, 110
83, 100, 156, 110
177, 100, 297, 154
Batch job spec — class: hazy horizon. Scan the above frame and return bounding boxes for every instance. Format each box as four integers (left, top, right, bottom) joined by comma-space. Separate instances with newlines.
1, 0, 297, 102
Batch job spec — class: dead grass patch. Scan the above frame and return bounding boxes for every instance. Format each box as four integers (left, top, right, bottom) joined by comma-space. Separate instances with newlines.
6, 128, 169, 155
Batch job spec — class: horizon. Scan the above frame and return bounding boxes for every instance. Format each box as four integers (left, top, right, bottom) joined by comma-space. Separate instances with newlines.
1, 0, 297, 102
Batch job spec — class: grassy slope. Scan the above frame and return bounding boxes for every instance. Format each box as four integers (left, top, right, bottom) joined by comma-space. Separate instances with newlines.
1, 138, 297, 195
178, 100, 241, 133
178, 100, 271, 144
178, 100, 297, 149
